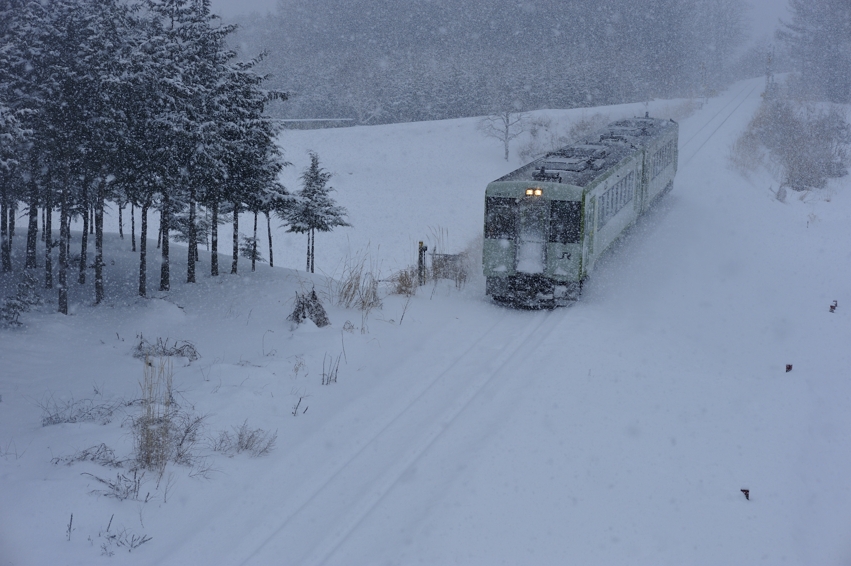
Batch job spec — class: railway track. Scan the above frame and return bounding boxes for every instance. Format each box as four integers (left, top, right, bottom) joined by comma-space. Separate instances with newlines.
153, 79, 770, 566
234, 305, 576, 565
679, 81, 762, 165
237, 84, 769, 566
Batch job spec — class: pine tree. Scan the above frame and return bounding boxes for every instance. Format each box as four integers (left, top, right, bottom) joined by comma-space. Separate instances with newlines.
217, 53, 288, 276
0, 271, 41, 326
287, 152, 349, 273
778, 0, 851, 103
1, 0, 290, 302
0, 0, 32, 274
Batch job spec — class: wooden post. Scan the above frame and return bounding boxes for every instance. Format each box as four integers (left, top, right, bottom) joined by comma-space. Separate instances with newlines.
418, 241, 428, 286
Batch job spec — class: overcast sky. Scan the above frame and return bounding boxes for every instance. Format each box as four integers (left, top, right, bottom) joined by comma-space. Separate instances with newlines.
211, 0, 791, 43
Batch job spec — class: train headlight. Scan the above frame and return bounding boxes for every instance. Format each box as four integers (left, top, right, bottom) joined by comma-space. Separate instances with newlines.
525, 188, 543, 197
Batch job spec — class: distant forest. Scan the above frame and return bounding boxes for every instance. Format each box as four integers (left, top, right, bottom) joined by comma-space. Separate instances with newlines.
230, 0, 771, 124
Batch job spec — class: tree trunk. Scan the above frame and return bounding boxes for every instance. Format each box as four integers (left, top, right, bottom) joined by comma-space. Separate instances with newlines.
306, 231, 310, 272
8, 201, 15, 257
160, 192, 170, 291
211, 200, 218, 276
231, 202, 238, 274
79, 200, 88, 284
251, 211, 257, 272
139, 201, 148, 297
94, 181, 105, 304
131, 202, 136, 252
503, 112, 513, 161
58, 186, 69, 314
118, 202, 123, 239
266, 211, 273, 267
44, 189, 53, 288
194, 207, 200, 262
187, 189, 196, 283
89, 204, 94, 235
0, 183, 9, 273
310, 228, 315, 273
25, 192, 38, 269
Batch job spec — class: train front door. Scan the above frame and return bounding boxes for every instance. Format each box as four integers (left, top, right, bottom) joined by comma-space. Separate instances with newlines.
515, 198, 548, 274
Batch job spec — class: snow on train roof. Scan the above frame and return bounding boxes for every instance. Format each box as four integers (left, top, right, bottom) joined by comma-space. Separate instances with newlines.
493, 116, 676, 188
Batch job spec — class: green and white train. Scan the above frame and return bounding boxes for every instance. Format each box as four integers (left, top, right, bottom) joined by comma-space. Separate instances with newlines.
483, 115, 678, 307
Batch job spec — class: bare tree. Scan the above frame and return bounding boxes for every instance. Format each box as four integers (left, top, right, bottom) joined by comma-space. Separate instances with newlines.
478, 111, 526, 161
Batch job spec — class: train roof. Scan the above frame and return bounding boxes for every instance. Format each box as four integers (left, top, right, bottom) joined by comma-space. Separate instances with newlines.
492, 116, 677, 189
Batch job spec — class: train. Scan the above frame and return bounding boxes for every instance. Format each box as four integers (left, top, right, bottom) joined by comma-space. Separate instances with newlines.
482, 114, 678, 307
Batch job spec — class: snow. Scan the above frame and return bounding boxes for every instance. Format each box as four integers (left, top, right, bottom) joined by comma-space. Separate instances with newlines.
515, 241, 545, 274
2, 76, 851, 565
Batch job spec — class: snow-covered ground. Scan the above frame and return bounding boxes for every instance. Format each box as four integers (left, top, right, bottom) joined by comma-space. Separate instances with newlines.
1, 76, 850, 565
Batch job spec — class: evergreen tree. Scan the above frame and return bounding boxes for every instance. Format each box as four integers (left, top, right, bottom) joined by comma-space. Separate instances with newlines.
0, 0, 31, 274
218, 53, 288, 276
1, 0, 290, 302
778, 0, 851, 103
25, 0, 109, 312
287, 152, 349, 273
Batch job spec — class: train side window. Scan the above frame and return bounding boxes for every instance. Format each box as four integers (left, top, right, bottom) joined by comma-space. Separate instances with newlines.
651, 140, 673, 180
549, 200, 581, 244
485, 197, 516, 239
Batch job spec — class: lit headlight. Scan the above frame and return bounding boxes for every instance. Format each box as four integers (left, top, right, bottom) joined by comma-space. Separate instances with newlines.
525, 188, 543, 197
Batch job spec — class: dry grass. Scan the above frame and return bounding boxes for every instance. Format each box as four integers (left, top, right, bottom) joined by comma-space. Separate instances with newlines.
389, 266, 417, 296
133, 335, 199, 362
134, 357, 173, 471
132, 357, 206, 472
39, 394, 125, 427
211, 421, 277, 457
333, 250, 382, 312
52, 443, 123, 467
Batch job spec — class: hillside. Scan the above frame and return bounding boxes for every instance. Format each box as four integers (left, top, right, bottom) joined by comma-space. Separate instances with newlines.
1, 77, 850, 565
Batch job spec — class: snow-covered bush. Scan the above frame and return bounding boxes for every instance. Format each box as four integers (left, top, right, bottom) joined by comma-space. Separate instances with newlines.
739, 97, 851, 190
288, 289, 331, 328
729, 125, 768, 177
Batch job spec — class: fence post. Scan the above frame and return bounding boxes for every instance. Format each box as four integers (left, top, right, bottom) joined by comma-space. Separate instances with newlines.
418, 241, 428, 286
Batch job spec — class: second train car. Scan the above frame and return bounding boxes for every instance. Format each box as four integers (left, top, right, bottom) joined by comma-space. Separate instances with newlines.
483, 115, 678, 307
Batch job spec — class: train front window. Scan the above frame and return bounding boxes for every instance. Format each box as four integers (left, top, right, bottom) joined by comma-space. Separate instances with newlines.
549, 200, 581, 244
485, 197, 516, 239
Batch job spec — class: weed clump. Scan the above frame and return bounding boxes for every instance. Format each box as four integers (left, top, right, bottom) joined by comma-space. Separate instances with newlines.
133, 335, 200, 362
211, 421, 277, 457
132, 357, 205, 471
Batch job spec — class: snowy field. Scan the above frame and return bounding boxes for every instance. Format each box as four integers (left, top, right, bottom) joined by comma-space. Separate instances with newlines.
1, 76, 850, 565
